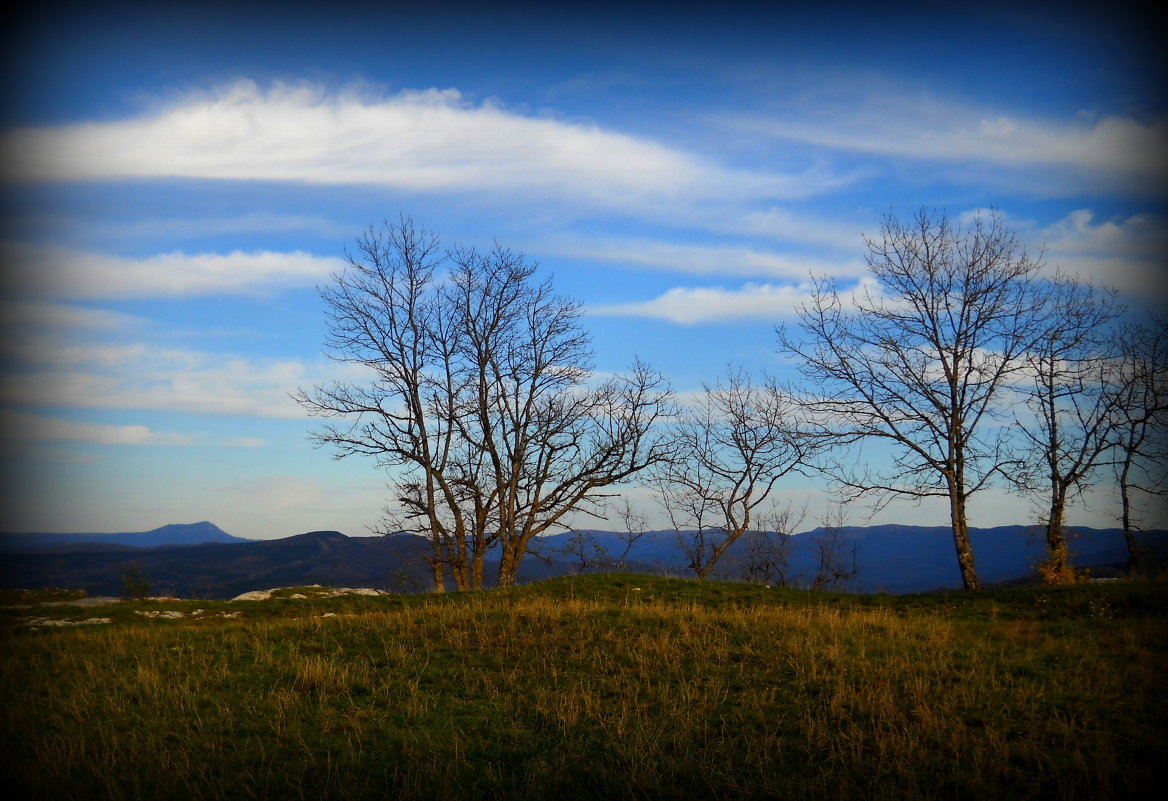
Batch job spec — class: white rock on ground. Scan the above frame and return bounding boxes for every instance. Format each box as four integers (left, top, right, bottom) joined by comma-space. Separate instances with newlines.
231, 590, 274, 601
23, 617, 111, 628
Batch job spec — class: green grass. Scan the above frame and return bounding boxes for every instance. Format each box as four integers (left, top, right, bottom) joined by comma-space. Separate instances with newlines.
2, 574, 1165, 800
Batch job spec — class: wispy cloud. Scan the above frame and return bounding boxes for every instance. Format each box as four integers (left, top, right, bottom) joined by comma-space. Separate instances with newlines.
734, 207, 870, 251
539, 235, 866, 280
3, 243, 343, 299
731, 87, 1168, 193
2, 79, 848, 208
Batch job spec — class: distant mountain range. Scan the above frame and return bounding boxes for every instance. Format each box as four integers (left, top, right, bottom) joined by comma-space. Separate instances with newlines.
0, 528, 426, 599
0, 522, 249, 550
538, 524, 1168, 594
1, 522, 1164, 599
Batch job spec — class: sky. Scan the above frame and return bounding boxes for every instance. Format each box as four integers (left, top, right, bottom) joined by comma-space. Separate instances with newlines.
1, 1, 1165, 540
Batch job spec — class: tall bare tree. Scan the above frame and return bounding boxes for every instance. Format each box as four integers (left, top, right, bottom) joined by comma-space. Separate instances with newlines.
652, 367, 818, 579
780, 209, 1046, 590
296, 218, 673, 591
1111, 314, 1168, 568
1010, 277, 1124, 584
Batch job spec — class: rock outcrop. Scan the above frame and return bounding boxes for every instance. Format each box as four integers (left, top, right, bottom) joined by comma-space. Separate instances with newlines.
230, 586, 390, 601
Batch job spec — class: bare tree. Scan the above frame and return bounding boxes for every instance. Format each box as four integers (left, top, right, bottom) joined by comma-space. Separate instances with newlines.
542, 497, 650, 573
807, 505, 860, 591
1010, 276, 1124, 584
736, 503, 804, 586
295, 218, 673, 591
653, 367, 818, 579
1111, 314, 1168, 568
556, 530, 612, 574
609, 495, 651, 572
780, 209, 1046, 590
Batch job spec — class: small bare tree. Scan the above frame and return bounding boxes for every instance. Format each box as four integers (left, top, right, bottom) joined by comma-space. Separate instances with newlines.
808, 505, 860, 591
736, 503, 804, 586
1010, 276, 1124, 584
296, 218, 674, 591
653, 367, 819, 579
1111, 314, 1168, 568
780, 209, 1047, 590
608, 495, 651, 572
556, 530, 612, 573
543, 497, 650, 573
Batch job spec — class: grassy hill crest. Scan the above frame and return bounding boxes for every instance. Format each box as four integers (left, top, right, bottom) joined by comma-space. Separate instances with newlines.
3, 573, 1165, 800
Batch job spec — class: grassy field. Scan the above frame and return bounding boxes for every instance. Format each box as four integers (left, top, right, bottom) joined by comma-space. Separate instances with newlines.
2, 575, 1165, 800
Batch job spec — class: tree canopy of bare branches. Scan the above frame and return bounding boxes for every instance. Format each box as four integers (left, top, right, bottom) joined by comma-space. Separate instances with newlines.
295, 218, 673, 591
1111, 314, 1168, 567
780, 209, 1046, 590
1010, 277, 1124, 584
652, 367, 819, 579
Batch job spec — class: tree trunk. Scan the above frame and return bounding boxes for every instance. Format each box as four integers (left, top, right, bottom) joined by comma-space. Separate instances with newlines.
450, 559, 470, 593
471, 548, 486, 591
1040, 493, 1076, 585
1118, 456, 1143, 571
497, 544, 521, 589
949, 491, 979, 590
427, 557, 446, 594
426, 533, 447, 593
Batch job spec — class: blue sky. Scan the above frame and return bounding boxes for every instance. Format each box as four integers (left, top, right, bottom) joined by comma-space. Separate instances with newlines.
2, 1, 1165, 539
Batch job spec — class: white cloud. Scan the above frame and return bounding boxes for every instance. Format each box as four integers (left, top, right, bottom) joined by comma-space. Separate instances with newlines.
3, 243, 343, 300
1038, 209, 1166, 257
0, 300, 144, 331
1035, 210, 1168, 299
0, 410, 194, 446
0, 341, 315, 419
589, 274, 893, 325
1, 79, 843, 207
589, 282, 820, 324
